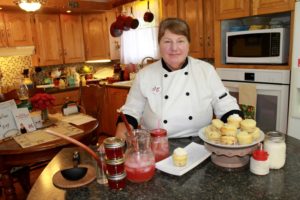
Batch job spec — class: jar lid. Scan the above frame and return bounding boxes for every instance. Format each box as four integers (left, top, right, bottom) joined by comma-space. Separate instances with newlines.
252, 149, 268, 161
265, 131, 285, 142
105, 157, 125, 165
150, 128, 167, 137
106, 172, 127, 180
103, 137, 125, 148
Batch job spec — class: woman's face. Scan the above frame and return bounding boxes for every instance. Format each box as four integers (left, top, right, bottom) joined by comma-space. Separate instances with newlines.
159, 30, 189, 70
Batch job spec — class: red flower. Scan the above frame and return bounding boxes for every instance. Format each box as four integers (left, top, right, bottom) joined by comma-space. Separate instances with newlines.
30, 93, 55, 110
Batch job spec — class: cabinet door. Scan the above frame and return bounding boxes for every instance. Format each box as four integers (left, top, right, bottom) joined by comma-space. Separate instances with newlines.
106, 10, 120, 60
215, 0, 250, 20
60, 14, 85, 64
161, 0, 178, 19
49, 90, 79, 114
3, 13, 33, 47
101, 87, 129, 136
178, 0, 204, 58
83, 13, 110, 60
0, 14, 7, 47
252, 0, 294, 15
34, 14, 63, 66
203, 0, 214, 58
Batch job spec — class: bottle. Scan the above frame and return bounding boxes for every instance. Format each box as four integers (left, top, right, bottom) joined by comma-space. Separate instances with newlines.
264, 131, 286, 169
96, 144, 108, 185
250, 143, 269, 175
81, 76, 86, 86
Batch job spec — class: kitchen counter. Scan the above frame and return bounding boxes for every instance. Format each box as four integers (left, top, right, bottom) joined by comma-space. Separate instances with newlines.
27, 136, 300, 200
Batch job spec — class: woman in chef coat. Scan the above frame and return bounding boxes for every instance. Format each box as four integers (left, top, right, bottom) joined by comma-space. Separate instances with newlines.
115, 18, 243, 139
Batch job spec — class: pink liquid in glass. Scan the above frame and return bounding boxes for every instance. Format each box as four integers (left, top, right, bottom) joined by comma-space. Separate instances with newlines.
125, 153, 155, 183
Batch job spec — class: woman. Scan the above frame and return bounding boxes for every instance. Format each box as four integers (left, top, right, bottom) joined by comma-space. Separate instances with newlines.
115, 18, 243, 139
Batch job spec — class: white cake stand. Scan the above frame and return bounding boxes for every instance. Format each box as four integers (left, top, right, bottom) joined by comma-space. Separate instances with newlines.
198, 128, 264, 170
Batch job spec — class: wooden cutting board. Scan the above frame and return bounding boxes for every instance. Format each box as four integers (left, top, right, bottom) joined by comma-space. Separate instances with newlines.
52, 164, 96, 189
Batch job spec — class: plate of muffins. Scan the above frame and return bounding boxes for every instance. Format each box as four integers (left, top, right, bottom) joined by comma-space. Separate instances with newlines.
198, 114, 265, 148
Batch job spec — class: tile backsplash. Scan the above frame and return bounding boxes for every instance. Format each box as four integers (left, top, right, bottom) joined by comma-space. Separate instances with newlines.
0, 56, 33, 93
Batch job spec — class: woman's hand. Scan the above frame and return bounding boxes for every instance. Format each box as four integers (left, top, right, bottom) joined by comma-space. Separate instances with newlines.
115, 122, 132, 140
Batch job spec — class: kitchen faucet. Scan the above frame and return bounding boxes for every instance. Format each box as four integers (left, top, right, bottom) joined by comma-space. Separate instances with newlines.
140, 56, 155, 69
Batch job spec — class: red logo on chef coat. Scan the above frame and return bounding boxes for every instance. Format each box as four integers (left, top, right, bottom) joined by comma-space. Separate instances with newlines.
298, 59, 300, 67
152, 86, 161, 94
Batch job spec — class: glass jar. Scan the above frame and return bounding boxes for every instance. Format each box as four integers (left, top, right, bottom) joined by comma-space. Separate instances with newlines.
125, 129, 155, 183
103, 137, 125, 160
105, 158, 125, 175
106, 172, 126, 190
264, 131, 286, 169
150, 128, 169, 162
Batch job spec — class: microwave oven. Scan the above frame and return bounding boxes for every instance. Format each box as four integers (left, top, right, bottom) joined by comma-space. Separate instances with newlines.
226, 28, 289, 64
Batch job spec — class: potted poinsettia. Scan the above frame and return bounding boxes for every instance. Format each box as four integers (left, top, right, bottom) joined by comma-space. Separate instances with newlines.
30, 93, 55, 121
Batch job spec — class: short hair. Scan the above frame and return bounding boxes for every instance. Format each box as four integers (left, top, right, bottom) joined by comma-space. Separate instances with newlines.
158, 18, 190, 43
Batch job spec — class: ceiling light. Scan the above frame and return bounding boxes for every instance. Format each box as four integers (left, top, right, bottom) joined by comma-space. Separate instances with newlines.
14, 0, 47, 12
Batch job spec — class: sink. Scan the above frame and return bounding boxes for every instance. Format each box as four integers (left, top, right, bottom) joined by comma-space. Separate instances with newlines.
112, 80, 133, 87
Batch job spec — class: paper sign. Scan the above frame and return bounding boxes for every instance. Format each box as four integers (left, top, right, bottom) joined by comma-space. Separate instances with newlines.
0, 107, 18, 140
12, 108, 36, 133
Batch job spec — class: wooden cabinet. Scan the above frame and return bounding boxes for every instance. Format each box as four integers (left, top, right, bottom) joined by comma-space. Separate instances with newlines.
215, 0, 294, 20
33, 14, 63, 66
60, 14, 85, 63
49, 89, 79, 114
161, 0, 178, 19
0, 12, 33, 47
106, 10, 120, 60
100, 86, 129, 136
33, 14, 85, 66
161, 0, 214, 58
82, 13, 110, 61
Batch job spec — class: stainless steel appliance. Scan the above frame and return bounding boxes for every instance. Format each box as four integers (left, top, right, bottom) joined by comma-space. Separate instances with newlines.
226, 28, 289, 64
216, 68, 290, 133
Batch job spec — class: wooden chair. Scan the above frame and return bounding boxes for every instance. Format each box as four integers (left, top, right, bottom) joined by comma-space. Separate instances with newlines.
79, 84, 108, 144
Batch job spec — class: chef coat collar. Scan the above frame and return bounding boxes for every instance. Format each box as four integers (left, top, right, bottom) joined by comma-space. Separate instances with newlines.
161, 58, 188, 72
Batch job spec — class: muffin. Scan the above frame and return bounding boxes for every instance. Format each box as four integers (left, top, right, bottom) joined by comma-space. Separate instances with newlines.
240, 119, 256, 132
220, 136, 237, 145
220, 124, 237, 137
237, 131, 253, 145
227, 114, 243, 129
172, 147, 188, 167
206, 130, 221, 142
212, 119, 224, 130
250, 127, 261, 141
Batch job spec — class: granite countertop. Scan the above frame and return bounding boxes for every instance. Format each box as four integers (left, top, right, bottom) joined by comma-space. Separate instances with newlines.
28, 136, 300, 200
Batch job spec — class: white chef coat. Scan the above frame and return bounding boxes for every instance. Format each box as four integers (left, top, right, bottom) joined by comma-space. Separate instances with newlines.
121, 57, 240, 138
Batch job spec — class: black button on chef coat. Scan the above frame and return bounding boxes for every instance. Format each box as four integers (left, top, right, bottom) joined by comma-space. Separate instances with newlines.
186, 92, 190, 96
163, 120, 168, 124
184, 72, 188, 75
164, 74, 168, 78
188, 116, 193, 120
165, 95, 169, 99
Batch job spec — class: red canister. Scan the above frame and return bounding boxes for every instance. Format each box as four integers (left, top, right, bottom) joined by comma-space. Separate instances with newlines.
103, 137, 125, 160
107, 172, 127, 190
105, 158, 125, 175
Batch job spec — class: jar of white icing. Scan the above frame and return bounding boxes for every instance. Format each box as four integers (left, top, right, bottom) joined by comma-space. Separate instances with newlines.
264, 131, 286, 169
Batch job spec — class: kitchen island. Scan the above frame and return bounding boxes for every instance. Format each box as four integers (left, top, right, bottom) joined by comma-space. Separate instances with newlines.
27, 136, 300, 200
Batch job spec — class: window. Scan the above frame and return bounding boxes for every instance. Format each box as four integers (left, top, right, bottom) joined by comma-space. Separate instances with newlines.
120, 0, 160, 64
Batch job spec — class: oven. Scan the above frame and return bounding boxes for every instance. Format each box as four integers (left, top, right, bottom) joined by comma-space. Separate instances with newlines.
216, 68, 290, 133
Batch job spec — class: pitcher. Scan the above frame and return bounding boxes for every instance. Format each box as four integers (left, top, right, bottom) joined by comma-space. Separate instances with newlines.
124, 129, 155, 183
